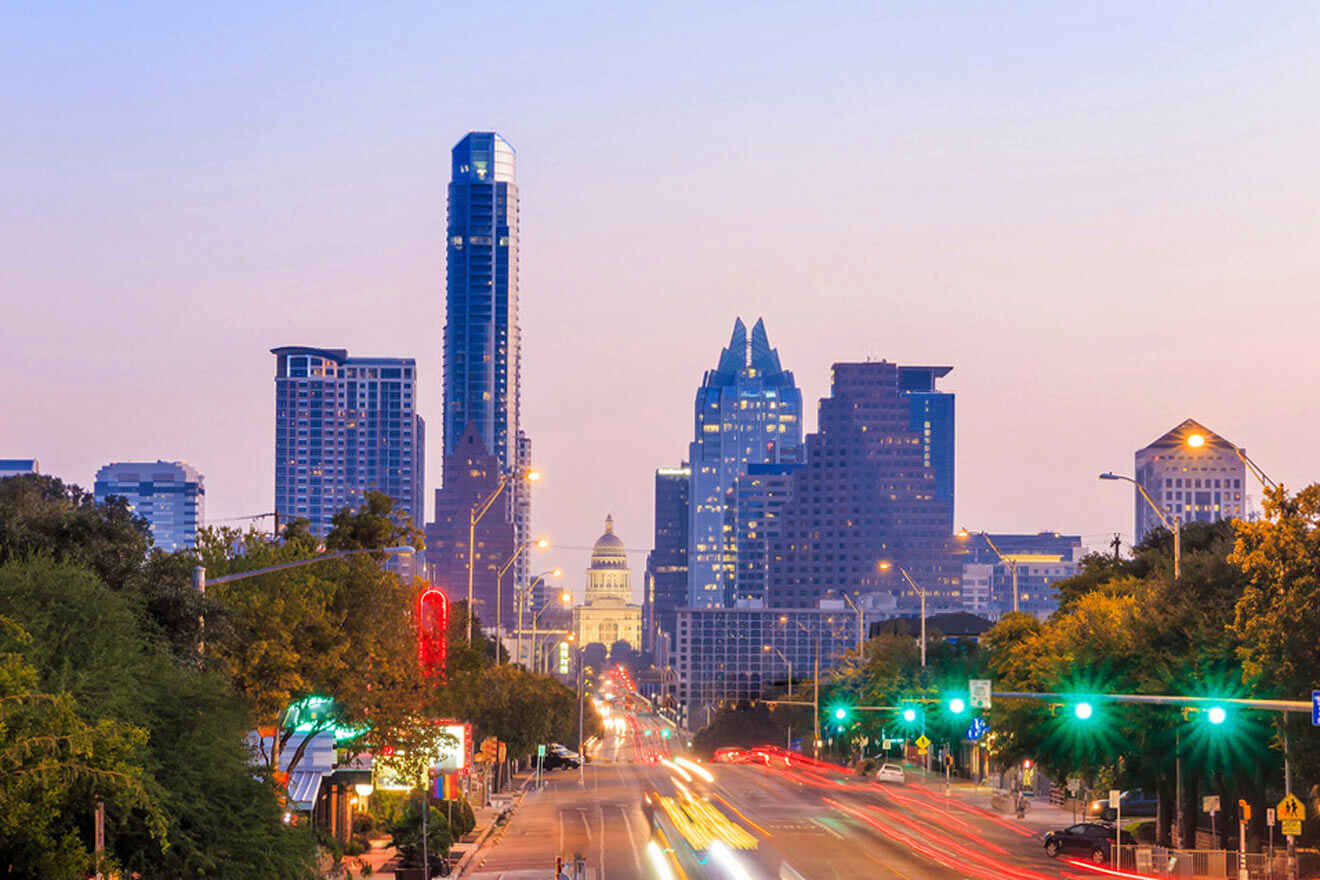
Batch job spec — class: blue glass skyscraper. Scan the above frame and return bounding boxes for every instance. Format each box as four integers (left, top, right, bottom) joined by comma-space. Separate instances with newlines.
898, 365, 954, 514
687, 318, 802, 609
443, 132, 521, 470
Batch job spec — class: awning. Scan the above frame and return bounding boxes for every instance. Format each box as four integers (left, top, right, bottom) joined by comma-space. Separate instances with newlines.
287, 769, 325, 811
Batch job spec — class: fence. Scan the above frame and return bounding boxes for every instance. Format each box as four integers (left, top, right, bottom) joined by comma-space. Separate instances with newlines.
1113, 844, 1319, 879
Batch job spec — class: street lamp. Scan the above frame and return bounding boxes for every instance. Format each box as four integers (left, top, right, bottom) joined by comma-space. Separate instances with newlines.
762, 644, 792, 699
528, 580, 568, 674
880, 561, 928, 667
779, 615, 821, 759
497, 537, 549, 665
828, 589, 866, 654
1099, 472, 1180, 580
956, 529, 1022, 613
468, 467, 540, 642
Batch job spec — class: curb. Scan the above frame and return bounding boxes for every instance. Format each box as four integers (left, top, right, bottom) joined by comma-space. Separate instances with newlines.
452, 775, 536, 878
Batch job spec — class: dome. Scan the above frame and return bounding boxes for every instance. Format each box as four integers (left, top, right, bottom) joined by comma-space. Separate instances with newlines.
590, 515, 626, 566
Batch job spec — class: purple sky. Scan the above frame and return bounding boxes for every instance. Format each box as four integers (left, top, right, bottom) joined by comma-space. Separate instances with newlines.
4, 2, 1319, 601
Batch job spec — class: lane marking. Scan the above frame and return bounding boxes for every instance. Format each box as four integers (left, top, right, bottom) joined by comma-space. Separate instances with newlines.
708, 790, 774, 838
619, 804, 643, 871
811, 816, 846, 839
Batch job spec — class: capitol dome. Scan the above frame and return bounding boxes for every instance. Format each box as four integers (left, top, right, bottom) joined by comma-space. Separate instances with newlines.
590, 515, 627, 568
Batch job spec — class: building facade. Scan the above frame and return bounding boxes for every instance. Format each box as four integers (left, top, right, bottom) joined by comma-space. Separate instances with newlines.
0, 459, 39, 479
674, 604, 854, 722
730, 462, 801, 603
960, 533, 1082, 618
687, 317, 802, 609
426, 424, 516, 629
1134, 419, 1247, 542
643, 465, 689, 652
272, 346, 424, 537
767, 361, 959, 610
899, 366, 955, 513
573, 516, 642, 652
94, 460, 205, 552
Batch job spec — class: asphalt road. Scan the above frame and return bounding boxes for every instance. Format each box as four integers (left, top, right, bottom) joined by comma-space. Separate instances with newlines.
467, 705, 1099, 880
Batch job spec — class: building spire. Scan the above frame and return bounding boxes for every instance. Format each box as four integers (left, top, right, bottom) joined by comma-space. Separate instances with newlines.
749, 317, 783, 374
605, 513, 614, 533
716, 317, 748, 377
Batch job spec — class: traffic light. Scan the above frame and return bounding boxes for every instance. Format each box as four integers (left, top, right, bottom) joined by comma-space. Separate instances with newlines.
661, 728, 672, 739
832, 706, 851, 723
1207, 705, 1227, 725
1073, 701, 1094, 721
902, 707, 918, 723
947, 698, 966, 716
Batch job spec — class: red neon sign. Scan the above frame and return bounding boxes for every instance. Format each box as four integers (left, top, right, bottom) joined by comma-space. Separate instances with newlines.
417, 588, 449, 678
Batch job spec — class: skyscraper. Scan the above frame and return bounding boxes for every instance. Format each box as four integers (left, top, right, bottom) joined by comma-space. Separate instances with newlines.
767, 361, 959, 609
687, 318, 802, 609
94, 460, 205, 551
643, 464, 690, 652
730, 462, 801, 603
899, 366, 955, 513
272, 346, 425, 536
1134, 418, 1247, 540
0, 459, 39, 479
443, 132, 521, 470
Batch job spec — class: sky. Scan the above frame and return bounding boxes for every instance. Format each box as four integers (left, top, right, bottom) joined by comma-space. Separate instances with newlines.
4, 1, 1319, 602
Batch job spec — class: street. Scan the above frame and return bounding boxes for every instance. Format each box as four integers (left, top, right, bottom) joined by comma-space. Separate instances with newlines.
466, 706, 1107, 880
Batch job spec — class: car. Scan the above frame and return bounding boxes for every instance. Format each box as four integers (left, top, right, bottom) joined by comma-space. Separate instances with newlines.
1043, 823, 1135, 863
541, 747, 580, 771
874, 763, 906, 784
1085, 789, 1159, 822
713, 747, 747, 764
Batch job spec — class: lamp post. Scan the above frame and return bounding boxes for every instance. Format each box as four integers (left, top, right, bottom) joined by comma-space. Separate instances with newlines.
880, 561, 927, 667
780, 615, 821, 760
1099, 472, 1180, 580
468, 468, 540, 642
762, 645, 792, 699
956, 529, 1021, 613
528, 583, 568, 674
834, 591, 866, 654
497, 538, 548, 665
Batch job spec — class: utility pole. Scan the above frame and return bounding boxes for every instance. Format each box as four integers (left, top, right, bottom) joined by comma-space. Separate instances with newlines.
1111, 533, 1122, 562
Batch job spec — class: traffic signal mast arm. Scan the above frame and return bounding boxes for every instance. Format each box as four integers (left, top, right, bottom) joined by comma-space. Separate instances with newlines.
993, 691, 1314, 714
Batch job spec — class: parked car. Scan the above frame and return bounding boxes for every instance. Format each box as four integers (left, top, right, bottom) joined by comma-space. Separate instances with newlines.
1085, 789, 1158, 822
542, 748, 580, 770
874, 763, 906, 785
1043, 823, 1135, 862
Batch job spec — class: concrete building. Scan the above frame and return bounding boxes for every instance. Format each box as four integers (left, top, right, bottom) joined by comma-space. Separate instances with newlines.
573, 516, 642, 652
674, 603, 854, 725
767, 361, 960, 611
643, 465, 689, 653
426, 424, 516, 628
94, 460, 205, 551
1134, 419, 1248, 541
272, 346, 424, 537
687, 317, 803, 609
0, 459, 39, 479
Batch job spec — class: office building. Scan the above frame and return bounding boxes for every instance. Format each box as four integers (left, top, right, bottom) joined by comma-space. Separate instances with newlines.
426, 424, 516, 628
643, 465, 689, 652
730, 462, 801, 603
573, 516, 642, 652
688, 317, 802, 609
94, 460, 205, 552
0, 459, 39, 479
272, 347, 424, 537
960, 532, 1082, 617
767, 361, 959, 610
900, 366, 955, 512
1134, 419, 1247, 541
674, 603, 854, 723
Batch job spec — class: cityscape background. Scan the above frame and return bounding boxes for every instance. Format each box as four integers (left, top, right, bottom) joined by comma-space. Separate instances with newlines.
5, 1, 1320, 601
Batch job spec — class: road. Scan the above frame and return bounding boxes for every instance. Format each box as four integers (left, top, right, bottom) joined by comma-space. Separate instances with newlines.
467, 701, 1106, 880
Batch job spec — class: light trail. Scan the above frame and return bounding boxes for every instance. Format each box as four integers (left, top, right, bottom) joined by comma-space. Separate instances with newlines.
1061, 858, 1161, 879
674, 757, 714, 783
708, 840, 754, 880
660, 759, 693, 783
646, 839, 677, 880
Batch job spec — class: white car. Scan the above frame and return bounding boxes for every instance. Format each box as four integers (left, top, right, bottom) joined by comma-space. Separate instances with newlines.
874, 763, 905, 784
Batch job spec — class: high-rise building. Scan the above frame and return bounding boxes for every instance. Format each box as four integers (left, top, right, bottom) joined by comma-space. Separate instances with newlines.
1134, 419, 1247, 541
272, 347, 425, 537
960, 532, 1083, 618
426, 425, 516, 629
443, 132, 521, 470
94, 460, 205, 552
899, 366, 955, 513
687, 318, 802, 609
730, 462, 801, 603
643, 465, 689, 652
0, 459, 39, 479
767, 361, 959, 610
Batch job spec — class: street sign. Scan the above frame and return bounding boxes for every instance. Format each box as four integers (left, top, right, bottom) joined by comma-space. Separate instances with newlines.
538, 744, 547, 757
915, 735, 931, 750
917, 746, 928, 756
969, 679, 992, 709
1282, 819, 1302, 836
1204, 795, 1221, 813
1266, 808, 1275, 827
1110, 790, 1121, 810
966, 717, 988, 741
1276, 793, 1306, 821
1066, 776, 1082, 796
1312, 690, 1319, 726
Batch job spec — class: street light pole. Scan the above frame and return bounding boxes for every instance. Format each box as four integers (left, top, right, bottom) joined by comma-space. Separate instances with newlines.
1099, 472, 1180, 581
836, 592, 865, 654
467, 468, 540, 643
528, 583, 568, 675
881, 562, 927, 667
762, 645, 792, 699
497, 539, 548, 666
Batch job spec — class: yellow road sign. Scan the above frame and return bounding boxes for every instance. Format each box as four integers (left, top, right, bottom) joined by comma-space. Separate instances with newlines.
915, 735, 931, 750
917, 747, 928, 756
1282, 820, 1302, 836
1277, 794, 1306, 822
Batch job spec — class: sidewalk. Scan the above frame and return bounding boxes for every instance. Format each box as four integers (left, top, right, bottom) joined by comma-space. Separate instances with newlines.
902, 764, 1077, 833
451, 769, 537, 878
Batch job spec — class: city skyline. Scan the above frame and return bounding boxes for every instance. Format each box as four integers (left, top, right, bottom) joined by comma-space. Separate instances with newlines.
6, 3, 1318, 596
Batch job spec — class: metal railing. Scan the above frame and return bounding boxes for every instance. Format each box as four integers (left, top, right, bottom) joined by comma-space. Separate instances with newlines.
1112, 845, 1316, 879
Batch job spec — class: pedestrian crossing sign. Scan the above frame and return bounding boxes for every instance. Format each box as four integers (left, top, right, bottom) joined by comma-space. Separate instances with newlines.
915, 735, 931, 750
1276, 793, 1305, 821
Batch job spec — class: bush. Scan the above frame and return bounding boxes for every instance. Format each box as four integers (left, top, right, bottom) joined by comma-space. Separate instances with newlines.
388, 801, 454, 868
352, 812, 374, 834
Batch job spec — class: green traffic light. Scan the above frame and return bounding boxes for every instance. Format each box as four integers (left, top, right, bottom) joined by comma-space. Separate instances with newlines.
948, 698, 966, 715
1207, 706, 1227, 725
833, 707, 849, 721
661, 728, 672, 739
1074, 702, 1094, 721
902, 707, 917, 723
